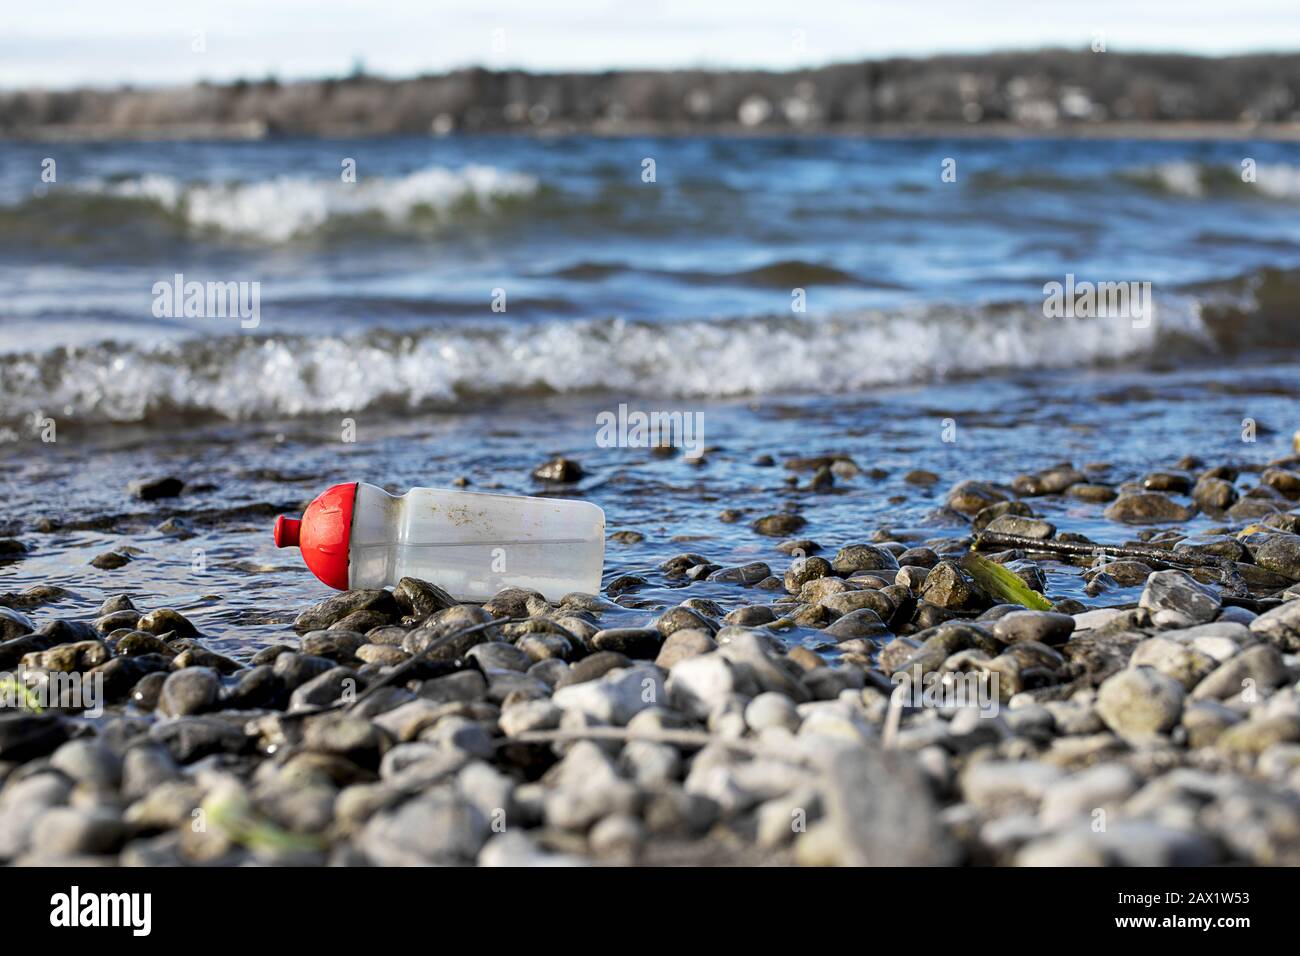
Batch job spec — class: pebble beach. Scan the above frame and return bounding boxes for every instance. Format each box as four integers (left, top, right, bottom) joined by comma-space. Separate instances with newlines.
4, 413, 1300, 866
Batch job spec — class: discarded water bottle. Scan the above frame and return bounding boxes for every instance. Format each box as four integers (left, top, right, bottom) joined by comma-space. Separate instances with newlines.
274, 483, 605, 602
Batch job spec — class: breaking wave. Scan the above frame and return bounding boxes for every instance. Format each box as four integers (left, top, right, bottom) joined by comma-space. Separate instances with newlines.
0, 288, 1251, 429
6, 165, 539, 244
973, 161, 1300, 201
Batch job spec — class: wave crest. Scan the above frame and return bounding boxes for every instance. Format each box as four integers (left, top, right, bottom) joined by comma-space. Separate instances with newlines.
59, 165, 539, 242
0, 295, 1223, 429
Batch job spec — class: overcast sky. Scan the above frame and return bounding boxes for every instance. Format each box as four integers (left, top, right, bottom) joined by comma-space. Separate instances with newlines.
5, 0, 1300, 89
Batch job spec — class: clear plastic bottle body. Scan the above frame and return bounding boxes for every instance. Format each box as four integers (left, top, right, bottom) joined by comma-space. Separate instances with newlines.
347, 483, 605, 601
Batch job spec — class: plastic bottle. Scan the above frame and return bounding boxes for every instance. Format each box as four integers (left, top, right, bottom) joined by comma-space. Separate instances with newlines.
273, 482, 605, 602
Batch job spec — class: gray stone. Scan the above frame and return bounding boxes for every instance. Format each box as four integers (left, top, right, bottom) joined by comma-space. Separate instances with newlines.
655, 629, 717, 669
0, 607, 34, 641
359, 792, 488, 864
49, 739, 122, 790
1249, 600, 1300, 652
1138, 570, 1221, 628
985, 515, 1057, 540
1253, 534, 1300, 580
1104, 492, 1195, 524
820, 743, 958, 864
1016, 821, 1217, 866
1191, 644, 1288, 701
31, 806, 127, 856
992, 610, 1075, 646
499, 699, 563, 736
1039, 763, 1140, 826
745, 692, 801, 732
551, 666, 664, 725
830, 544, 899, 574
158, 666, 220, 716
1096, 667, 1185, 739
590, 627, 662, 658
288, 667, 359, 711
962, 760, 1064, 812
666, 653, 743, 720
1129, 637, 1217, 690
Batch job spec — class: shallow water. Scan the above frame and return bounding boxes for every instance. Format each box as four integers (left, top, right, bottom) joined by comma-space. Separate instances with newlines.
3, 135, 1299, 656
3, 355, 1297, 658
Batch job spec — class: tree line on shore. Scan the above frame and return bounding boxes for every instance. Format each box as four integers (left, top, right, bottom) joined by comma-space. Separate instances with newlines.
3, 50, 1298, 138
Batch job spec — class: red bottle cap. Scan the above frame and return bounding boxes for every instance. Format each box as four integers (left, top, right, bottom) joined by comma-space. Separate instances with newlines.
273, 482, 358, 590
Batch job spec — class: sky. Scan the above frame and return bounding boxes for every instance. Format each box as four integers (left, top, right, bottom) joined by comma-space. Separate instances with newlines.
4, 0, 1300, 89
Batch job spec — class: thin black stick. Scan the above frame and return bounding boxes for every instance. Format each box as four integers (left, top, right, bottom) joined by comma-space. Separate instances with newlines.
972, 530, 1249, 595
973, 531, 1225, 569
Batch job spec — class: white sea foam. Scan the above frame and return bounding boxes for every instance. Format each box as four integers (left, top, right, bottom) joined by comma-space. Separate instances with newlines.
1252, 163, 1300, 200
1133, 161, 1300, 200
0, 298, 1216, 427
77, 165, 538, 241
1140, 160, 1208, 197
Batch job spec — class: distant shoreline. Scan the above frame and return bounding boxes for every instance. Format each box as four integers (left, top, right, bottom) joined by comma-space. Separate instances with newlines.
10, 120, 1300, 143
6, 50, 1300, 142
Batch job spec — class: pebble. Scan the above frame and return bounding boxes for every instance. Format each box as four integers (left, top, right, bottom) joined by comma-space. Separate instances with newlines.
1252, 533, 1300, 580
751, 514, 806, 536
1016, 821, 1216, 866
1249, 600, 1300, 651
919, 562, 983, 610
830, 544, 899, 573
158, 667, 221, 717
551, 665, 664, 725
590, 627, 662, 658
744, 692, 801, 732
31, 806, 128, 856
49, 739, 122, 790
1129, 637, 1217, 689
784, 556, 832, 593
0, 607, 34, 640
1103, 492, 1194, 524
0, 714, 71, 762
289, 667, 358, 711
945, 480, 1008, 515
1095, 667, 1185, 740
1216, 715, 1300, 755
128, 476, 184, 500
706, 562, 772, 585
667, 653, 742, 720
360, 792, 489, 864
1038, 763, 1140, 826
532, 457, 584, 483
1190, 644, 1287, 700
293, 589, 399, 632
136, 607, 199, 637
1138, 569, 1222, 628
984, 515, 1056, 539
991, 610, 1075, 646
1193, 476, 1239, 511
654, 629, 717, 668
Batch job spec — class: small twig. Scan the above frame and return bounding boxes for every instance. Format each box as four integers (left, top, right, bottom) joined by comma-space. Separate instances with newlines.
973, 530, 1248, 593
973, 530, 1225, 569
